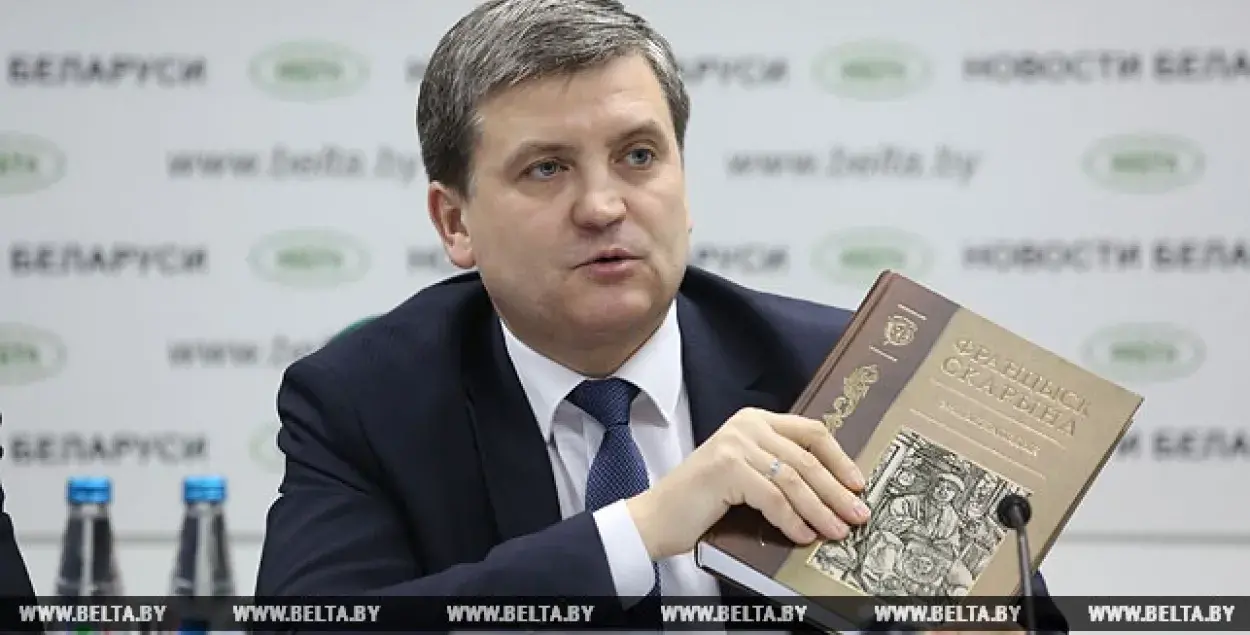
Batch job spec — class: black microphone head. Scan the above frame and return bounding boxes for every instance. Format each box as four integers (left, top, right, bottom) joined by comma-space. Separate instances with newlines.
996, 493, 1032, 529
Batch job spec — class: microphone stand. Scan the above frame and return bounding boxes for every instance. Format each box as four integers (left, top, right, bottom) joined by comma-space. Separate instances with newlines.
996, 494, 1036, 635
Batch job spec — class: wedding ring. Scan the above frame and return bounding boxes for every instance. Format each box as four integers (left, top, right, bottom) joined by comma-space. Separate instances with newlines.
766, 457, 783, 480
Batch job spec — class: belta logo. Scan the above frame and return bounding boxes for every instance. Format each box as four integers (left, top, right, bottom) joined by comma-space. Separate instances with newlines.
1081, 323, 1204, 382
0, 133, 66, 196
0, 323, 67, 385
248, 229, 371, 289
811, 228, 933, 286
1081, 134, 1205, 194
811, 41, 930, 100
249, 41, 369, 101
250, 422, 282, 472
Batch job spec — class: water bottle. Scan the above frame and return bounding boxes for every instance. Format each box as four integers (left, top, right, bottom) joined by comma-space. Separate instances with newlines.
55, 476, 123, 597
164, 475, 234, 632
53, 475, 127, 633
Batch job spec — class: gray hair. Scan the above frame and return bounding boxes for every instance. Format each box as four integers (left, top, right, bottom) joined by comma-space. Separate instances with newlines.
416, 0, 691, 196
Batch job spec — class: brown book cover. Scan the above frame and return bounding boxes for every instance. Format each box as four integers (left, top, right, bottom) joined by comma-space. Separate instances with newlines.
696, 270, 1143, 630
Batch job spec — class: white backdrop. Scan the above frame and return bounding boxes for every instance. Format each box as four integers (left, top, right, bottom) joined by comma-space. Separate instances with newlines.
1, 0, 1247, 609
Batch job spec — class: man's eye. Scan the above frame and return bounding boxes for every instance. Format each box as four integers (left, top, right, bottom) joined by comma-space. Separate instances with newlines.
526, 160, 564, 179
625, 148, 655, 167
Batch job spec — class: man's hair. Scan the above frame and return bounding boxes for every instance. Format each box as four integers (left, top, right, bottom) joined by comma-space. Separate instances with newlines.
416, 0, 690, 196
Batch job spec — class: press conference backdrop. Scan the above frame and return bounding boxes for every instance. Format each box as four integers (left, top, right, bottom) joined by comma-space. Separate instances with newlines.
2, 0, 1247, 601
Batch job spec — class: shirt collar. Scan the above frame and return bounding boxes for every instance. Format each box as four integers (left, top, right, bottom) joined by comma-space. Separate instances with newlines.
501, 301, 683, 443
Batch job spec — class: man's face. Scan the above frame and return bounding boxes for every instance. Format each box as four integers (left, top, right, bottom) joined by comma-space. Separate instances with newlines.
932, 479, 958, 503
431, 54, 689, 350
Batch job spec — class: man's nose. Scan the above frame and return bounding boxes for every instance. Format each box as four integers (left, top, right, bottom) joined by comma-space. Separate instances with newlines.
572, 168, 627, 228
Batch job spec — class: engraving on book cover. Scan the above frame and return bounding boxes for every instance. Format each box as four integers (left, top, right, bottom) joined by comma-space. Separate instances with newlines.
805, 427, 1031, 598
822, 365, 880, 432
873, 311, 923, 363
884, 313, 919, 347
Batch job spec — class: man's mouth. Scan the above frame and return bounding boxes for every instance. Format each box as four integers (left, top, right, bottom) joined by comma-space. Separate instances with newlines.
583, 248, 637, 266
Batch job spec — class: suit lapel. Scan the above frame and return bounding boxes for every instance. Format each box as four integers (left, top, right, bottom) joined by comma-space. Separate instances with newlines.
677, 294, 786, 443
462, 311, 563, 542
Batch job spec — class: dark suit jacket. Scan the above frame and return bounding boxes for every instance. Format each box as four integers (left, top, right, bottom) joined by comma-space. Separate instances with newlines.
256, 266, 1067, 632
1, 477, 38, 599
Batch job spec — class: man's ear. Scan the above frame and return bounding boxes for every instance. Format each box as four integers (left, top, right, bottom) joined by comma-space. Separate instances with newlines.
427, 182, 476, 269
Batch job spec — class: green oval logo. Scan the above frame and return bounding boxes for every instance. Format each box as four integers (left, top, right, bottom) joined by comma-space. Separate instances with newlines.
250, 422, 282, 472
811, 228, 933, 286
1081, 323, 1204, 382
0, 324, 67, 385
1082, 134, 1205, 194
812, 41, 931, 100
249, 42, 369, 101
248, 229, 371, 289
0, 133, 66, 196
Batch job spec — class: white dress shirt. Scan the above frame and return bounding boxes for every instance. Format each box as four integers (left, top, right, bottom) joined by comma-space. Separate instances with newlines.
501, 300, 721, 602
501, 301, 809, 635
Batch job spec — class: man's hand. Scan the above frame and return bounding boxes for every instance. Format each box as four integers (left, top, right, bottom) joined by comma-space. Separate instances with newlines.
626, 407, 870, 560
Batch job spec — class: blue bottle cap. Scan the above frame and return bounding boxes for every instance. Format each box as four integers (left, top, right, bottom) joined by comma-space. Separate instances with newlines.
66, 476, 112, 505
183, 475, 226, 503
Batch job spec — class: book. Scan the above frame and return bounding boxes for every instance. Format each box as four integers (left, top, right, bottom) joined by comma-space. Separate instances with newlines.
695, 270, 1144, 631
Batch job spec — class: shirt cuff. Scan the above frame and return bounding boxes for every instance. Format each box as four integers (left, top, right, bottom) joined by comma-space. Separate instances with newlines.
592, 499, 657, 605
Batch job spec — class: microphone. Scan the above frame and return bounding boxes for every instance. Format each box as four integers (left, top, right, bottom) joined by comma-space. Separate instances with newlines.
996, 494, 1036, 634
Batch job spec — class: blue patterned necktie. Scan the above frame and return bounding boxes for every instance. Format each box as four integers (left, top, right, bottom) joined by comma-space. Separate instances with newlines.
566, 377, 661, 599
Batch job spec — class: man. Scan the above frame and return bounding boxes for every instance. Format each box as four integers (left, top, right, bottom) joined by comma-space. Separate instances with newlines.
1, 415, 40, 599
860, 473, 968, 596
876, 473, 966, 557
255, 1, 1066, 632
